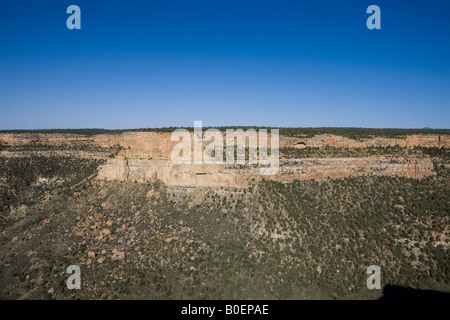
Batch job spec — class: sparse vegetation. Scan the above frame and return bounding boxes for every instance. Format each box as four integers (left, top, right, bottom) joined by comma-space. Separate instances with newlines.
0, 155, 448, 299
281, 145, 450, 159
0, 131, 448, 299
1, 127, 449, 140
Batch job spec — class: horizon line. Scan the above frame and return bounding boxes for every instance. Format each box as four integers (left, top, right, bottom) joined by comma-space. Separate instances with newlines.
1, 127, 449, 131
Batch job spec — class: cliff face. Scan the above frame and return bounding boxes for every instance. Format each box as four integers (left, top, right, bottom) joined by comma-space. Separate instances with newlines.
91, 132, 447, 186
94, 133, 175, 159
97, 159, 244, 187
280, 134, 449, 149
0, 133, 95, 146
1, 132, 447, 187
2, 132, 448, 152
97, 157, 436, 186
278, 157, 435, 181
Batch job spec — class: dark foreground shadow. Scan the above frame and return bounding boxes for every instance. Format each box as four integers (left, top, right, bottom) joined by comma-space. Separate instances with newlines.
379, 285, 450, 300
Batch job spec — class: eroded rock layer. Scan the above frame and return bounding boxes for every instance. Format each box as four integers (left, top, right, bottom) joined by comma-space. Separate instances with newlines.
1, 132, 448, 187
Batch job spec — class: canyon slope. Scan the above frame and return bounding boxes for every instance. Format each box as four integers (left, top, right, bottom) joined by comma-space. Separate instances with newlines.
0, 129, 449, 299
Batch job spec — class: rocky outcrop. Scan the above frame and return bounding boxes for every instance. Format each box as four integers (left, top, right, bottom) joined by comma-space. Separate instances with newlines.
94, 133, 175, 159
281, 134, 449, 149
97, 159, 245, 187
97, 157, 436, 187
1, 131, 447, 187
92, 132, 445, 186
2, 132, 448, 155
0, 133, 95, 146
277, 157, 435, 181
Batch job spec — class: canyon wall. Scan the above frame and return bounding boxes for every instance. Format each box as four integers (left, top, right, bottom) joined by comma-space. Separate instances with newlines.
2, 132, 449, 152
0, 133, 95, 146
280, 134, 449, 149
97, 159, 245, 187
1, 131, 448, 187
96, 157, 436, 186
277, 157, 435, 181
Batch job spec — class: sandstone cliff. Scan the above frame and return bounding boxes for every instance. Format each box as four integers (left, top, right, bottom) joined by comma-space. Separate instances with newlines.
280, 134, 449, 149
1, 131, 448, 187
2, 132, 448, 154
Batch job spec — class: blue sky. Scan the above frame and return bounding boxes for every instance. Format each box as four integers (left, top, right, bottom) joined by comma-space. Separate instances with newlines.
0, 0, 449, 129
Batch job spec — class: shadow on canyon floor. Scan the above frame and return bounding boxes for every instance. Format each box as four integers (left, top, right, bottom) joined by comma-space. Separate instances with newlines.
379, 285, 450, 300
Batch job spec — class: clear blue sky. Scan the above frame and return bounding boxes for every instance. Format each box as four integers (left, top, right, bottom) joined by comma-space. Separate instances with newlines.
0, 0, 449, 129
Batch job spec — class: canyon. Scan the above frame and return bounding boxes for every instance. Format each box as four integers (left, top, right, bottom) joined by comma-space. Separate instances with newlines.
1, 129, 449, 300
1, 131, 448, 187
